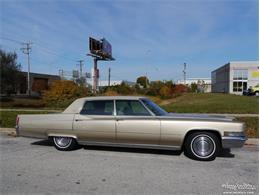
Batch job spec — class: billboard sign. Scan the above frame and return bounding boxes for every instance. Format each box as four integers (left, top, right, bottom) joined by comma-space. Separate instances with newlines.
101, 38, 112, 59
89, 37, 113, 60
89, 37, 102, 53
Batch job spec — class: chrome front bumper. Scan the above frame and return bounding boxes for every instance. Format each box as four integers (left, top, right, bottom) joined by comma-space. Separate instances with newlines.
222, 135, 247, 148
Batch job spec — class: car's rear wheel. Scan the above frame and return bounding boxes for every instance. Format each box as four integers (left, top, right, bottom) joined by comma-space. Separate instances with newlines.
52, 136, 78, 151
184, 132, 220, 161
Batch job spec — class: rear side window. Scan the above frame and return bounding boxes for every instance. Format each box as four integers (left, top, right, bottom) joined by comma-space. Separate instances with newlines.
116, 100, 151, 116
80, 100, 114, 115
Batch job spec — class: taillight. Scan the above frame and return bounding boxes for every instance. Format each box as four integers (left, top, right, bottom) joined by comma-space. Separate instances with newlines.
16, 116, 20, 126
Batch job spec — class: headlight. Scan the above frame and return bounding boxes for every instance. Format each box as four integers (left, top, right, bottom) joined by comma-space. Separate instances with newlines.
224, 132, 245, 137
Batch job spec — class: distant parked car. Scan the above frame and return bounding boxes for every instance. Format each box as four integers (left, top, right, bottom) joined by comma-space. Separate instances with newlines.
16, 96, 246, 161
243, 85, 259, 96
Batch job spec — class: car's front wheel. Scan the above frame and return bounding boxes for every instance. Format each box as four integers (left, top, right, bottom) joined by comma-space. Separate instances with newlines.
52, 136, 78, 151
184, 132, 220, 161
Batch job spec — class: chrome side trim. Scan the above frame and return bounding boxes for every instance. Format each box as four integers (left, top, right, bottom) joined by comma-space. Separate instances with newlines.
48, 133, 78, 139
222, 136, 247, 148
77, 140, 181, 150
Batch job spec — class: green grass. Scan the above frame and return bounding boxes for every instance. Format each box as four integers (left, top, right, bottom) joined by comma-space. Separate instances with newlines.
161, 93, 259, 114
0, 111, 57, 128
0, 98, 46, 109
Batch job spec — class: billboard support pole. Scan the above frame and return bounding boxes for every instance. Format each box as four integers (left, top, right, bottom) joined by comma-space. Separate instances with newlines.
92, 58, 98, 93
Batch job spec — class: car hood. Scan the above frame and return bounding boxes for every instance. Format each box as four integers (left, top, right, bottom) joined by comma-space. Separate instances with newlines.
160, 113, 235, 122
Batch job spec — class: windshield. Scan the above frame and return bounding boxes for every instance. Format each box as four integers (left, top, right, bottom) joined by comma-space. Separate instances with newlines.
141, 98, 168, 116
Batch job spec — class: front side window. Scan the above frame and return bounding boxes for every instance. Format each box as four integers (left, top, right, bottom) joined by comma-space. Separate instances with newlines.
81, 100, 114, 115
116, 100, 151, 116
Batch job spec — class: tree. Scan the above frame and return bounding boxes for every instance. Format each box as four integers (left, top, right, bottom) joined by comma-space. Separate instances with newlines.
190, 82, 198, 92
43, 80, 88, 108
136, 76, 149, 88
0, 49, 21, 95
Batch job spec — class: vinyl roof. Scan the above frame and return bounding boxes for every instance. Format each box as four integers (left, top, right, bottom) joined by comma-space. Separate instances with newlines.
63, 96, 147, 113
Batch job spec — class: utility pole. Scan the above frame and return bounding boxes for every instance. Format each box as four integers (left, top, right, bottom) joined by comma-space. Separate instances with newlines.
183, 63, 187, 85
77, 60, 84, 78
108, 67, 111, 87
21, 42, 32, 96
77, 60, 84, 86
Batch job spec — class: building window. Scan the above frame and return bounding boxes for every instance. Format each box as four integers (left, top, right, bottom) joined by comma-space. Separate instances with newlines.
233, 69, 248, 93
233, 81, 247, 92
233, 69, 248, 80
233, 81, 242, 92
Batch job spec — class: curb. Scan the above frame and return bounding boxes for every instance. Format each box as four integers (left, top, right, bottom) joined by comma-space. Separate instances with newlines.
245, 138, 259, 146
0, 128, 258, 146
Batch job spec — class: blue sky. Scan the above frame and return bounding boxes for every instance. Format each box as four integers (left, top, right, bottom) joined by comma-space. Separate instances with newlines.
0, 0, 258, 82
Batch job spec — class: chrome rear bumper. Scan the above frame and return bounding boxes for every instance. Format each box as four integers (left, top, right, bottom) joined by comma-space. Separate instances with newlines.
15, 125, 19, 137
222, 136, 247, 148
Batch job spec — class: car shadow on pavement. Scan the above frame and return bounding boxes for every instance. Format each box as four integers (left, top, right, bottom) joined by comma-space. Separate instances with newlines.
31, 139, 53, 146
83, 145, 182, 156
31, 140, 181, 155
218, 148, 235, 158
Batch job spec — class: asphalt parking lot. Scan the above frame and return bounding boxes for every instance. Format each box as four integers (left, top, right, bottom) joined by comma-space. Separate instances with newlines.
0, 134, 258, 195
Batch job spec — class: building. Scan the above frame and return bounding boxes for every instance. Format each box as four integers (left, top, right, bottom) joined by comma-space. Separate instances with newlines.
86, 80, 135, 88
211, 61, 259, 95
16, 72, 60, 96
177, 78, 212, 93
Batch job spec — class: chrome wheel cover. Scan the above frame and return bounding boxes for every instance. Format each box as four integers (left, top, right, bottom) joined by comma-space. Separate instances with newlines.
54, 137, 72, 148
190, 134, 216, 159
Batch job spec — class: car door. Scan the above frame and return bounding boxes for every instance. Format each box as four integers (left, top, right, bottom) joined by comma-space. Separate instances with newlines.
73, 100, 116, 143
115, 100, 160, 145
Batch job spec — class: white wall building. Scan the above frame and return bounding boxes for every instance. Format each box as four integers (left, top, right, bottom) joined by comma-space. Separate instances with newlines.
177, 78, 212, 93
211, 61, 259, 95
86, 80, 135, 88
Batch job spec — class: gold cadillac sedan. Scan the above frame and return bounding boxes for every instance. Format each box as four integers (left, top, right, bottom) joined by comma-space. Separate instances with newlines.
16, 96, 246, 161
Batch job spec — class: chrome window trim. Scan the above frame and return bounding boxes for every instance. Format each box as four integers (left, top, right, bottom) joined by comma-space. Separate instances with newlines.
80, 100, 115, 116
139, 99, 155, 116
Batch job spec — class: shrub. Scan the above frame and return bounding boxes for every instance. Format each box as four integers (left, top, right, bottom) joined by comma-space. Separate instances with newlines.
146, 81, 164, 96
173, 84, 189, 94
103, 89, 119, 96
43, 80, 88, 108
104, 82, 135, 95
159, 85, 172, 99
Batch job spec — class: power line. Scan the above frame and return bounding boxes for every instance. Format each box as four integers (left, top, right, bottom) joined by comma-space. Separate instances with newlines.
34, 44, 76, 62
0, 37, 23, 44
0, 36, 77, 62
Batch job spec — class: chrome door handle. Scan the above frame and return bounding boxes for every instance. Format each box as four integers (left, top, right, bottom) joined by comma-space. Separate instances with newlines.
75, 119, 84, 122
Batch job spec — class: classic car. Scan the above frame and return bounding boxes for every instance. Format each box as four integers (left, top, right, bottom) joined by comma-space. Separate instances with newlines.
16, 96, 246, 161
